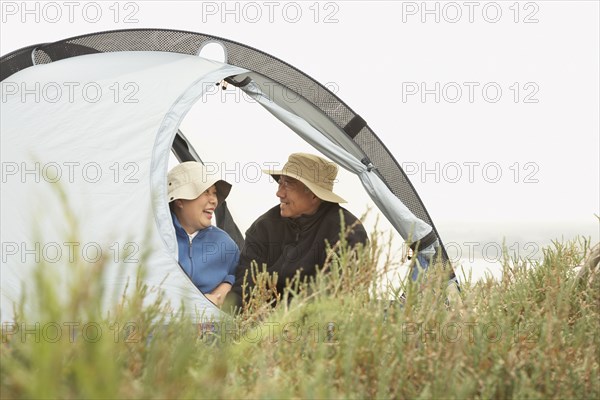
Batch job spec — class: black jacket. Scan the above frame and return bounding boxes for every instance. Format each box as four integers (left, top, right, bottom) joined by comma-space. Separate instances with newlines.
227, 202, 368, 308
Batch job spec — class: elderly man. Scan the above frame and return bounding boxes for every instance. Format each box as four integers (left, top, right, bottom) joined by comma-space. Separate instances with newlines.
226, 153, 368, 309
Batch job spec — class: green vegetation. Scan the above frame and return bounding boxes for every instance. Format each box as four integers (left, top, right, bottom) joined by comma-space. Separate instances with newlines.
1, 229, 598, 399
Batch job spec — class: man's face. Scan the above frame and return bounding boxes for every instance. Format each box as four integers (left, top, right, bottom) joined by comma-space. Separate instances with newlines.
176, 185, 218, 234
276, 176, 320, 218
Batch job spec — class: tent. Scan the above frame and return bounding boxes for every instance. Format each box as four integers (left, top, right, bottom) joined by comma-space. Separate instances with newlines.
1, 29, 455, 323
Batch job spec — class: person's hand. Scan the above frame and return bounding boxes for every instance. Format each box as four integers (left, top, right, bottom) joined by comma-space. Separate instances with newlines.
205, 292, 222, 307
207, 283, 232, 307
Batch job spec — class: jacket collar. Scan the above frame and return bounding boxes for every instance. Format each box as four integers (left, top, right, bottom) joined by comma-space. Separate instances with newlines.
171, 211, 212, 239
287, 201, 336, 230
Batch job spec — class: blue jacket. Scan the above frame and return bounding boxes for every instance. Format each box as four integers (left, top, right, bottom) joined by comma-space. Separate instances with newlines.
172, 212, 240, 293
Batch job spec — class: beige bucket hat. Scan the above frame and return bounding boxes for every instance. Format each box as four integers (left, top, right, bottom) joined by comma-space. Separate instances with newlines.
263, 153, 346, 203
167, 161, 232, 205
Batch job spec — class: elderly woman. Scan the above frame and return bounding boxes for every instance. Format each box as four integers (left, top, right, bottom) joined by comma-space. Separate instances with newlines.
167, 161, 239, 307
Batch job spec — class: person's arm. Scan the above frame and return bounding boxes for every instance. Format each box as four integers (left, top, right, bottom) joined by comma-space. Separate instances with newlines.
346, 220, 369, 249
225, 224, 269, 310
222, 242, 240, 287
338, 208, 369, 249
209, 243, 240, 307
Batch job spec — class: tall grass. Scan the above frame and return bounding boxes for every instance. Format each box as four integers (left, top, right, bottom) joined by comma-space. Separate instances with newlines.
1, 225, 598, 399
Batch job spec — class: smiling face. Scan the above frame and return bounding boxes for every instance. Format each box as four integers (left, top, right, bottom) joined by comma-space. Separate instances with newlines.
173, 185, 218, 234
275, 175, 321, 218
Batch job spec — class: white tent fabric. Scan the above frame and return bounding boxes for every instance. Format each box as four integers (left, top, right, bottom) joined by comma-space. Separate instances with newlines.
1, 51, 248, 322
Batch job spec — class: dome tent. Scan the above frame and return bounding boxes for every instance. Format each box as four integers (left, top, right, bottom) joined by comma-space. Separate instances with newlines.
0, 29, 455, 323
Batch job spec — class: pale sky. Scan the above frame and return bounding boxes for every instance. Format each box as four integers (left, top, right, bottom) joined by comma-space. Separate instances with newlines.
1, 1, 598, 280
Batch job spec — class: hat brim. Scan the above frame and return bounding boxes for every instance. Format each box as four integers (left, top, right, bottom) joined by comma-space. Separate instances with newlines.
169, 177, 232, 205
265, 170, 346, 204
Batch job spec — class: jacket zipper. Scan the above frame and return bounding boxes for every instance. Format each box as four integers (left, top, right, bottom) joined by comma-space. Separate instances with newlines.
290, 220, 300, 242
188, 236, 194, 277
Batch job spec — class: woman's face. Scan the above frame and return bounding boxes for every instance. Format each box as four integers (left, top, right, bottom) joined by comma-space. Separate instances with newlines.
176, 185, 218, 234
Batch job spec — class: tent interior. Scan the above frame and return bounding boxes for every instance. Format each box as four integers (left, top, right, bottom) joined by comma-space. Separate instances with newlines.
171, 78, 410, 285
